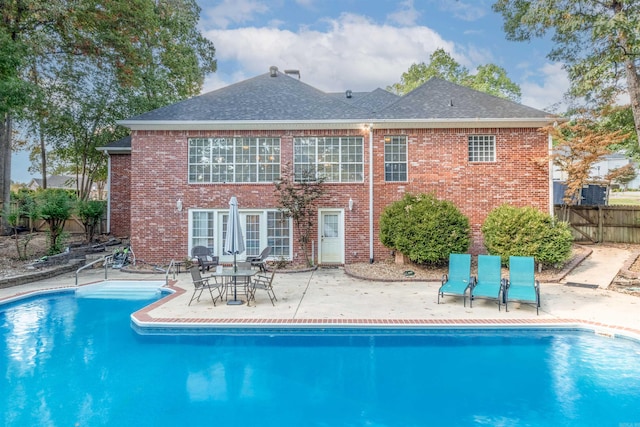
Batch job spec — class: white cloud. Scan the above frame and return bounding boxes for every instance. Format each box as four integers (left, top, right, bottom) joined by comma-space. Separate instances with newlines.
434, 0, 487, 21
202, 0, 270, 29
204, 13, 456, 92
387, 0, 420, 26
520, 62, 570, 112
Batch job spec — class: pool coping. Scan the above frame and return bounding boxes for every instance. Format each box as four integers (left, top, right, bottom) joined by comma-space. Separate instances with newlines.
3, 280, 640, 343
126, 282, 640, 341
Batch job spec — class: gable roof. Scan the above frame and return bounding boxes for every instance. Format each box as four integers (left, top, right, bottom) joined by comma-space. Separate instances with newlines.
327, 88, 400, 112
125, 71, 370, 122
97, 135, 131, 152
377, 78, 551, 120
118, 69, 560, 131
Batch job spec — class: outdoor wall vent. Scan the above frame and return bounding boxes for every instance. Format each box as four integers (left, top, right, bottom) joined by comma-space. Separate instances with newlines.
284, 69, 301, 79
269, 66, 278, 77
346, 90, 353, 99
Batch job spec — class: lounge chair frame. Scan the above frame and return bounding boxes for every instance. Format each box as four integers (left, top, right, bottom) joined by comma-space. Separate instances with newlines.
470, 254, 504, 311
437, 254, 473, 307
504, 256, 541, 315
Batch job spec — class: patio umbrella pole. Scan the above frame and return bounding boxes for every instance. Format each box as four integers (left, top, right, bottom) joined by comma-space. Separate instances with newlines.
229, 252, 241, 305
225, 196, 245, 306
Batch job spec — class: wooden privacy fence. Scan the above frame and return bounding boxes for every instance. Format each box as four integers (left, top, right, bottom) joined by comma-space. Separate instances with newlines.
554, 205, 640, 244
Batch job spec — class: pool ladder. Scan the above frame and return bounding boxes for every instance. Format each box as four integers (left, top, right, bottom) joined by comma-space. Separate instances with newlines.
75, 256, 111, 287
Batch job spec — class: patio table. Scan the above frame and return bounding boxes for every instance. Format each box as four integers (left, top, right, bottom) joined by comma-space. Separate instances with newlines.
209, 268, 258, 305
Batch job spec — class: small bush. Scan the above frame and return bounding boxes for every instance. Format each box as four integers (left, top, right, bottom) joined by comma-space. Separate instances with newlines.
380, 193, 470, 265
482, 204, 573, 266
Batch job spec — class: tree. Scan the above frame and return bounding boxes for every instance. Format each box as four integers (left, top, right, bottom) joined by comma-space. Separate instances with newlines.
274, 165, 326, 267
77, 199, 105, 243
388, 48, 522, 101
545, 114, 630, 204
0, 26, 32, 235
606, 163, 637, 189
37, 189, 74, 255
493, 0, 640, 145
1, 0, 217, 214
3, 189, 37, 259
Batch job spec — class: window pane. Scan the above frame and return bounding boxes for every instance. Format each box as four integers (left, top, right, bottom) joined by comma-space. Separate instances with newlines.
244, 214, 260, 257
294, 136, 363, 183
468, 135, 496, 162
268, 211, 290, 257
189, 137, 280, 183
191, 211, 215, 252
384, 136, 407, 181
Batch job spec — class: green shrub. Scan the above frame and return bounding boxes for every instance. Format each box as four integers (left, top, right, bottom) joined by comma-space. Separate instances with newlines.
37, 189, 74, 255
481, 204, 573, 266
77, 200, 106, 243
380, 193, 470, 265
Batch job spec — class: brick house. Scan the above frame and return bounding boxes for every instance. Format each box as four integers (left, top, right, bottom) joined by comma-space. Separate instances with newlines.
99, 67, 558, 266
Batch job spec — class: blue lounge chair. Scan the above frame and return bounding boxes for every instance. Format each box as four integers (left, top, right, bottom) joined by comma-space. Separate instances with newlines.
438, 254, 473, 306
504, 256, 541, 315
471, 255, 504, 310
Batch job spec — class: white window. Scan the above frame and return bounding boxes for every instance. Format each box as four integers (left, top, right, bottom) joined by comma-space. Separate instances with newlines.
293, 137, 364, 182
468, 135, 496, 162
384, 136, 407, 181
188, 137, 280, 183
189, 209, 291, 260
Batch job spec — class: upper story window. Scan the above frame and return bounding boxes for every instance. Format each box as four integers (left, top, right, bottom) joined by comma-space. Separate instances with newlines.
384, 136, 407, 182
468, 135, 496, 162
293, 137, 364, 182
188, 137, 281, 183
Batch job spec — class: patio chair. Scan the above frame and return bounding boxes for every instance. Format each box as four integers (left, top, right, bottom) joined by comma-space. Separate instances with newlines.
188, 266, 224, 306
245, 246, 271, 272
470, 255, 504, 310
437, 253, 473, 306
248, 268, 277, 306
191, 246, 219, 272
504, 256, 541, 315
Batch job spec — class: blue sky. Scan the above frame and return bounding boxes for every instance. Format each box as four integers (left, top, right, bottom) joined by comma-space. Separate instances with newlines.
11, 0, 569, 183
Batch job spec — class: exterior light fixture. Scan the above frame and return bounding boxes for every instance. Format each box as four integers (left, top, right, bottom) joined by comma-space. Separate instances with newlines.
348, 198, 354, 211
176, 199, 183, 212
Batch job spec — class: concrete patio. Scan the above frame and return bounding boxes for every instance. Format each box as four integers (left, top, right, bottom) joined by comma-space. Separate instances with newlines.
1, 245, 638, 339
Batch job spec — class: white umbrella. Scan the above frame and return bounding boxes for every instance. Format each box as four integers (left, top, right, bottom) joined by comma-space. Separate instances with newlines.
224, 196, 245, 304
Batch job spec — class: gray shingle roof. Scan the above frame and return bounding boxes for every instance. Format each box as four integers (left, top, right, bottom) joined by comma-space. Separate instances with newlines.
127, 71, 371, 121
121, 73, 554, 125
328, 88, 400, 113
376, 78, 551, 119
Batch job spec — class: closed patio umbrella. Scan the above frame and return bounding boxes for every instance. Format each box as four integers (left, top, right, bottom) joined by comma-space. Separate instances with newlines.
224, 196, 245, 305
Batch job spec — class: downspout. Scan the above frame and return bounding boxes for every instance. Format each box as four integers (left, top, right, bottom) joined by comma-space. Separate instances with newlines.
106, 155, 112, 233
369, 124, 374, 263
548, 131, 554, 216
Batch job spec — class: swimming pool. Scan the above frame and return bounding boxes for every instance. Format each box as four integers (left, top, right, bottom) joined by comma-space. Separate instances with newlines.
2, 290, 640, 426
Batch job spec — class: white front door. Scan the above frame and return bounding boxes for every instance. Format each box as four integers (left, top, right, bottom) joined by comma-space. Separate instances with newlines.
319, 210, 344, 264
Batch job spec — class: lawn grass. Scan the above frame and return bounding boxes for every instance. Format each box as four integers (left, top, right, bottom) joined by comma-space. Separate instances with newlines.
609, 198, 640, 206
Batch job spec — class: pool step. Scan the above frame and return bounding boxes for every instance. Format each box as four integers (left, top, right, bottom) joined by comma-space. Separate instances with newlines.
76, 281, 166, 300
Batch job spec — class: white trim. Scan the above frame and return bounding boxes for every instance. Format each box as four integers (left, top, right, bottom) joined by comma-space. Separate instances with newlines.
318, 208, 345, 264
118, 117, 562, 131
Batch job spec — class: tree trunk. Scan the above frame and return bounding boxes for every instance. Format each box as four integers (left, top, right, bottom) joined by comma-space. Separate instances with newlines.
0, 113, 12, 236
624, 58, 640, 147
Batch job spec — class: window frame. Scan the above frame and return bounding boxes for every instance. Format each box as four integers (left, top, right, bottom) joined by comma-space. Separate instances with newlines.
384, 135, 408, 182
188, 209, 292, 261
468, 135, 496, 163
293, 136, 364, 183
188, 137, 281, 183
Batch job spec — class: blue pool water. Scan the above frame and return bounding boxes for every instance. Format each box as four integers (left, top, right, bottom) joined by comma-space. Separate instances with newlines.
2, 292, 640, 427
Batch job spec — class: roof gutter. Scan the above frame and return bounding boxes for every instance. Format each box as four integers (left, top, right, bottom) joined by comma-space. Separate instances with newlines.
117, 117, 565, 131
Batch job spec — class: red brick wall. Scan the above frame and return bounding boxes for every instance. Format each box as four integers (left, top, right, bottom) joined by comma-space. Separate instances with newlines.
120, 127, 549, 265
108, 154, 131, 238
